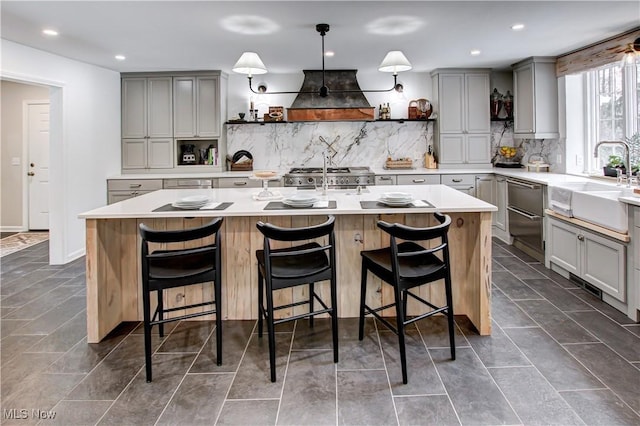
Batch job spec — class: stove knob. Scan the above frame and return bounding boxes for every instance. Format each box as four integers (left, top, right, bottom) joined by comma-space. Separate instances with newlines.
307, 177, 314, 184
287, 178, 293, 185
355, 177, 360, 184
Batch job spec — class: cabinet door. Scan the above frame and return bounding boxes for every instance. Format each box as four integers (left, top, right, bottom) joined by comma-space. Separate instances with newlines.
583, 231, 626, 302
375, 175, 396, 185
396, 175, 440, 185
147, 77, 173, 138
173, 77, 197, 137
122, 139, 147, 169
514, 63, 535, 134
548, 218, 580, 275
466, 134, 491, 164
495, 177, 507, 231
147, 138, 174, 169
438, 74, 465, 133
122, 78, 147, 138
439, 134, 465, 164
475, 175, 494, 204
465, 73, 490, 133
196, 76, 220, 137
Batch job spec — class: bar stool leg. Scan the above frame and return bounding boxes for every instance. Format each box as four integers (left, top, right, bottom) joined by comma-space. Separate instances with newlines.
258, 270, 264, 338
445, 273, 456, 360
358, 263, 368, 341
330, 275, 339, 363
266, 282, 277, 383
395, 286, 408, 384
142, 290, 153, 383
215, 271, 223, 366
309, 282, 315, 328
157, 290, 164, 337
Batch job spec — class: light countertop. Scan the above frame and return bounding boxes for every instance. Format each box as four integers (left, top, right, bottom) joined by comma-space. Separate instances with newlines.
80, 185, 497, 219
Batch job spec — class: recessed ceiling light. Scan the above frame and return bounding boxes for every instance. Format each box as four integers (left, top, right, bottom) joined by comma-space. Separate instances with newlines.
42, 29, 58, 36
511, 23, 525, 31
115, 55, 126, 61
325, 51, 335, 57
470, 49, 481, 56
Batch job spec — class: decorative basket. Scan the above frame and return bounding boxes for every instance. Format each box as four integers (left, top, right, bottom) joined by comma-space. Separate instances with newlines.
226, 155, 253, 171
385, 159, 413, 169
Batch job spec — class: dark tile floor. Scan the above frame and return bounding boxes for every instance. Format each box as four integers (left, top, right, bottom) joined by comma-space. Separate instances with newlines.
1, 239, 639, 425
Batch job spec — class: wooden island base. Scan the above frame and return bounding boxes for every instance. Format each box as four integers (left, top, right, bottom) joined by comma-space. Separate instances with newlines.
86, 212, 491, 343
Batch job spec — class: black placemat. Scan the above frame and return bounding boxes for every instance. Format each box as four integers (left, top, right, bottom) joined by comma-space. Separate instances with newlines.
360, 200, 435, 209
153, 202, 233, 212
264, 200, 337, 210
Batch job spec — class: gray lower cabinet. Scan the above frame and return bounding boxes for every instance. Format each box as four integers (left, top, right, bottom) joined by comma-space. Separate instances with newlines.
494, 176, 508, 231
107, 179, 163, 204
375, 175, 396, 185
396, 175, 440, 185
216, 177, 282, 189
548, 217, 626, 302
442, 174, 476, 195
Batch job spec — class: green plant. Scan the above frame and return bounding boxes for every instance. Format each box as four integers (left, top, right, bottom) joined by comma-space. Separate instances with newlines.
606, 154, 624, 168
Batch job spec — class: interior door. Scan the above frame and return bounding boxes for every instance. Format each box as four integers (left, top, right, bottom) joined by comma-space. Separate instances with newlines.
28, 102, 50, 230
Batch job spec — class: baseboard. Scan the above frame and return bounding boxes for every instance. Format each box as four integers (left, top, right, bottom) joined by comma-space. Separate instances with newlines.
65, 248, 86, 264
0, 226, 27, 233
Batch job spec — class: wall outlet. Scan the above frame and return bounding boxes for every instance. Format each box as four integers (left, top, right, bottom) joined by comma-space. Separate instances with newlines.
11, 157, 20, 166
576, 155, 584, 167
556, 153, 562, 163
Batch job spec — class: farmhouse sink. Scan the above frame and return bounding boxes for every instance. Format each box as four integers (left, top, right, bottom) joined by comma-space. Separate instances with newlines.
571, 190, 628, 233
548, 181, 621, 217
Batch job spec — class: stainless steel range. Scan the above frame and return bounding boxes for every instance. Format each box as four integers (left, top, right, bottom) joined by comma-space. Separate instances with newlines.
284, 167, 375, 188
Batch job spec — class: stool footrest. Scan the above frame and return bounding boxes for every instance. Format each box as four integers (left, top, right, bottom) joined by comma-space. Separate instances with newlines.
151, 300, 216, 325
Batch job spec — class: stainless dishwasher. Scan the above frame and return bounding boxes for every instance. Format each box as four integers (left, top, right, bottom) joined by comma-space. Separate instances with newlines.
163, 179, 213, 189
507, 178, 544, 262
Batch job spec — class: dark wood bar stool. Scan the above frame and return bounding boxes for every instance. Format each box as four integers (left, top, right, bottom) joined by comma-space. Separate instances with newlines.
359, 213, 455, 384
139, 217, 224, 382
256, 215, 338, 382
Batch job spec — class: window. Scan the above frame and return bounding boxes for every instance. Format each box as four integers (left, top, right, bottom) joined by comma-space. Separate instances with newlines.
585, 62, 640, 173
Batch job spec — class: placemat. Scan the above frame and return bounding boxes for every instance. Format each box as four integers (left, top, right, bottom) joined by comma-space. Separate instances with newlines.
264, 201, 337, 210
360, 200, 435, 209
153, 202, 233, 212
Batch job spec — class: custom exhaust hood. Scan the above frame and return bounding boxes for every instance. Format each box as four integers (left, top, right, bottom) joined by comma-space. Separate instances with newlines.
286, 70, 375, 121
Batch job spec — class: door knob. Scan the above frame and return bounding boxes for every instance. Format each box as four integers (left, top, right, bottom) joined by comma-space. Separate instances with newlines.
27, 171, 35, 176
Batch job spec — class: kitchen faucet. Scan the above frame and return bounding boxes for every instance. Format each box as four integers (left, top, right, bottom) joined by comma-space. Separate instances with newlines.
322, 150, 332, 195
593, 140, 631, 187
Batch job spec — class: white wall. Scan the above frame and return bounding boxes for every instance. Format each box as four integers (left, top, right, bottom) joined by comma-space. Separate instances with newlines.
563, 74, 586, 175
1, 40, 121, 264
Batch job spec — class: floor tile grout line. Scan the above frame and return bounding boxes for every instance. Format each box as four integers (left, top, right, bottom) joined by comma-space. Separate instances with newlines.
416, 319, 462, 426
274, 319, 297, 426
371, 314, 401, 426
92, 321, 183, 426
213, 320, 257, 426
492, 255, 640, 421
154, 322, 218, 426
20, 308, 88, 354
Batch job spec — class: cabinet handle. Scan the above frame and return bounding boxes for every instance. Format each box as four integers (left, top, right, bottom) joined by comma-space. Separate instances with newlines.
130, 191, 139, 196
496, 178, 506, 182
233, 181, 247, 186
129, 184, 142, 188
379, 176, 392, 181
577, 234, 585, 241
412, 179, 426, 183
452, 178, 463, 183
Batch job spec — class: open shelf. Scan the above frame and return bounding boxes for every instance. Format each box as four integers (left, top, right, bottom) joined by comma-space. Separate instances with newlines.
491, 117, 513, 121
226, 118, 436, 125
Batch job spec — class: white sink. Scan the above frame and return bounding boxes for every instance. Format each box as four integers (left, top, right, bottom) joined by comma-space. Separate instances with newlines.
548, 181, 621, 217
570, 190, 628, 233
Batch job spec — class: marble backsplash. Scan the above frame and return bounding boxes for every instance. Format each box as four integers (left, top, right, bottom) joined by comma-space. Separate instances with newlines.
226, 120, 563, 171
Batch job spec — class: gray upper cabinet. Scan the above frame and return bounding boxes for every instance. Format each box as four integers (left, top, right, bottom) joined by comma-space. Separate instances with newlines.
431, 69, 491, 167
122, 77, 173, 139
512, 57, 559, 139
174, 75, 220, 138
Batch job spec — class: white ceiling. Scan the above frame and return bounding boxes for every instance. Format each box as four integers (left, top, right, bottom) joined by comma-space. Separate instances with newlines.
1, 1, 638, 75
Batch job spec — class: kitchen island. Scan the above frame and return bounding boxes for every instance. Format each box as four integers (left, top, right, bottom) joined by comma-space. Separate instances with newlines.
79, 185, 496, 343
